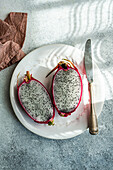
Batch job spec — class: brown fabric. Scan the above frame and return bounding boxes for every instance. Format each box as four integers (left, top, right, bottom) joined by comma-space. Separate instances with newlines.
0, 41, 25, 71
8, 49, 25, 65
0, 12, 27, 71
4, 12, 27, 48
0, 19, 15, 42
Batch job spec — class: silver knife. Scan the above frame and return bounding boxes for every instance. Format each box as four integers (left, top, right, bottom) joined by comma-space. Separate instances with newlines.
84, 39, 98, 135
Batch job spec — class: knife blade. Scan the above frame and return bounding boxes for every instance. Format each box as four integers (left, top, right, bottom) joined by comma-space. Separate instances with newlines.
84, 39, 98, 135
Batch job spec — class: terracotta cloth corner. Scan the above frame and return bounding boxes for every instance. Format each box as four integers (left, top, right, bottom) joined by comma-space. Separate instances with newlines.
0, 41, 25, 71
4, 12, 27, 48
0, 12, 27, 71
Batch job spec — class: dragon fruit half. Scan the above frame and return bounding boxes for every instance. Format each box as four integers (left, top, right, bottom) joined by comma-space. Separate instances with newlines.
17, 71, 55, 125
46, 59, 83, 117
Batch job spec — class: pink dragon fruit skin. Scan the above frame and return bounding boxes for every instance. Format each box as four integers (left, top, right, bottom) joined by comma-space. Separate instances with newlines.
17, 71, 55, 125
52, 67, 83, 117
46, 59, 83, 117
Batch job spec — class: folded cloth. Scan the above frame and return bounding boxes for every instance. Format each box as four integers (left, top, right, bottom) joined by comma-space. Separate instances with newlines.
0, 41, 25, 71
4, 12, 27, 48
0, 12, 27, 71
0, 19, 15, 42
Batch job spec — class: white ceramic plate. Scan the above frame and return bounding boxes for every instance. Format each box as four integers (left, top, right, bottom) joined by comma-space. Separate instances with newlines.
10, 44, 105, 139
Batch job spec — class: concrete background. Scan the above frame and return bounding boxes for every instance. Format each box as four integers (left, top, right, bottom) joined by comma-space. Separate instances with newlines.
0, 0, 113, 169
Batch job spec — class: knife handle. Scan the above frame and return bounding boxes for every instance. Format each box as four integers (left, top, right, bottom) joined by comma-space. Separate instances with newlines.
89, 83, 98, 135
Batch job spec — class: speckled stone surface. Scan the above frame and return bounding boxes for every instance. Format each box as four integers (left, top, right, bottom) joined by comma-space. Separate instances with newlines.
0, 0, 113, 170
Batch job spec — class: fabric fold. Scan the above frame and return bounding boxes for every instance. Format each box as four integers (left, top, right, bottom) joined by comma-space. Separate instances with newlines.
0, 12, 27, 71
4, 12, 27, 48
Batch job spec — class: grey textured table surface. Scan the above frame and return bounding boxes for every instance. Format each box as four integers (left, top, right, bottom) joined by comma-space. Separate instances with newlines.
0, 0, 113, 170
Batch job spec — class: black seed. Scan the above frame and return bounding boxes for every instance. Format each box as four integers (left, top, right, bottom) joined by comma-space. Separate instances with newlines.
61, 63, 67, 69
